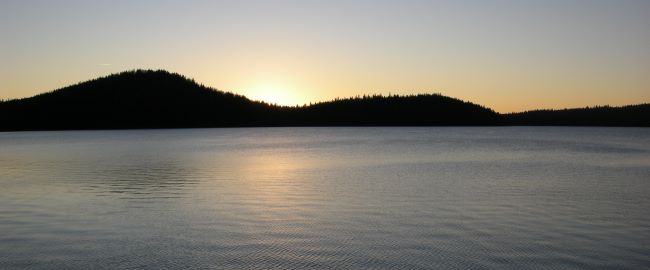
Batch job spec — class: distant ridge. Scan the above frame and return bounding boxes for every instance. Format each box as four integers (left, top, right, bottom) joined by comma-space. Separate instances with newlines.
0, 70, 499, 131
0, 69, 648, 131
504, 104, 650, 127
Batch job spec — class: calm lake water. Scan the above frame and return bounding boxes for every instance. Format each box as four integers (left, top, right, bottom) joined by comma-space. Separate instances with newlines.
0, 127, 649, 269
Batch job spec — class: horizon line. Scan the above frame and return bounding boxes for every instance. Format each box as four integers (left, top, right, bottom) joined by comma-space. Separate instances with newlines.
2, 69, 648, 115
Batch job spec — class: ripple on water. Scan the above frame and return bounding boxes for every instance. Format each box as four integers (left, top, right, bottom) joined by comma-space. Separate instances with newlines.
0, 127, 649, 270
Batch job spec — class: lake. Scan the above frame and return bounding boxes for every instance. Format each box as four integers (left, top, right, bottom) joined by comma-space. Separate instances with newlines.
0, 127, 649, 269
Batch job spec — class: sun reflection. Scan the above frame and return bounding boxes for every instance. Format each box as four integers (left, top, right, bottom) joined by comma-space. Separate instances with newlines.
238, 151, 307, 199
194, 145, 319, 214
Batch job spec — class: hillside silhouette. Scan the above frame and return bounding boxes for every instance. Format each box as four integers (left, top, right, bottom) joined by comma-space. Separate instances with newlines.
1, 69, 648, 131
0, 70, 273, 130
0, 70, 500, 131
504, 104, 650, 127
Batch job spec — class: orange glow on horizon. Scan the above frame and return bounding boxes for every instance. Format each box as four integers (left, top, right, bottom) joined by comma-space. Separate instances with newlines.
1, 1, 649, 113
245, 84, 301, 106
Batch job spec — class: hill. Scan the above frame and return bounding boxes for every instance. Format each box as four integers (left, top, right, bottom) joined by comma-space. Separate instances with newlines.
0, 70, 275, 130
504, 104, 650, 127
0, 70, 500, 131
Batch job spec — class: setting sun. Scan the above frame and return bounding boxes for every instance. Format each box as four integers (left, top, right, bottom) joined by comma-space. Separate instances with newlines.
250, 87, 293, 106
245, 83, 302, 106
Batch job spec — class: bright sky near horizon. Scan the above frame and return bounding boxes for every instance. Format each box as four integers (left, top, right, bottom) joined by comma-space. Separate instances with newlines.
1, 0, 649, 112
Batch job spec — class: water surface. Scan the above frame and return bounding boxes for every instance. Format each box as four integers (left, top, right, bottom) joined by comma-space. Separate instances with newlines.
1, 127, 649, 269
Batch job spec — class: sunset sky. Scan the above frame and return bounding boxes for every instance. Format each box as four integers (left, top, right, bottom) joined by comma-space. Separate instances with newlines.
1, 0, 649, 112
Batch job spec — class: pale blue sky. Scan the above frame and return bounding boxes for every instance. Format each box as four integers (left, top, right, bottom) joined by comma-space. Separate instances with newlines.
1, 0, 649, 112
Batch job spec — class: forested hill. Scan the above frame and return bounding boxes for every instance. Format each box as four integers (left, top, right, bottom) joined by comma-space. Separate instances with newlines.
0, 70, 272, 130
0, 70, 500, 131
504, 104, 650, 127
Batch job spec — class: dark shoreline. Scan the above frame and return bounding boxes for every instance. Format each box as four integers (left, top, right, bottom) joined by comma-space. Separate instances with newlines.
2, 125, 649, 133
2, 70, 648, 131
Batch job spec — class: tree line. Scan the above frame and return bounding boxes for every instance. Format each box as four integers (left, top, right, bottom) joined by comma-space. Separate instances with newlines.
0, 70, 647, 131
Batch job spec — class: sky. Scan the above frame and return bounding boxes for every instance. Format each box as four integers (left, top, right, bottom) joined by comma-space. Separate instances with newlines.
1, 0, 649, 112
